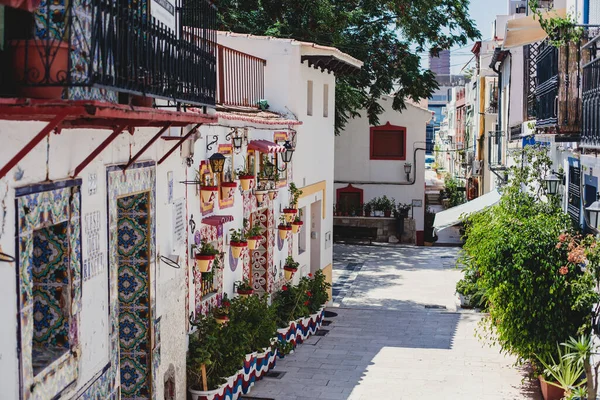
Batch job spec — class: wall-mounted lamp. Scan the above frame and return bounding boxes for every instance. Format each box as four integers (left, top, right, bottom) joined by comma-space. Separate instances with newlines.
227, 128, 248, 153
277, 141, 295, 172
404, 163, 412, 181
544, 171, 565, 196
209, 153, 226, 174
587, 193, 600, 231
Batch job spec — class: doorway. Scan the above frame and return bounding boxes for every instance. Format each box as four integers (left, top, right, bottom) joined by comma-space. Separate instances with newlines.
117, 192, 152, 400
310, 201, 322, 274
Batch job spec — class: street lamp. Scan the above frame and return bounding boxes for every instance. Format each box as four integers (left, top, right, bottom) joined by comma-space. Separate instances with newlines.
544, 173, 562, 196
209, 153, 226, 174
404, 163, 412, 181
586, 193, 600, 231
277, 141, 295, 172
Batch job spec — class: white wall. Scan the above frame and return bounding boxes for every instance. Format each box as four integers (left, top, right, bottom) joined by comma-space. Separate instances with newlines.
334, 98, 430, 231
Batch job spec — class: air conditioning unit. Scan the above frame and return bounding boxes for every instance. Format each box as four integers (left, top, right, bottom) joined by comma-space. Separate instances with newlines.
472, 160, 483, 176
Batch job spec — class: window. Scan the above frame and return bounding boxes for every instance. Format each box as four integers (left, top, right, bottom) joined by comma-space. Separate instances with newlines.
307, 80, 313, 116
370, 124, 407, 160
323, 84, 329, 117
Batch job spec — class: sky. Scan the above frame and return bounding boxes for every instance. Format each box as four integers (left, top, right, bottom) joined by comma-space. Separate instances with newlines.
420, 0, 509, 74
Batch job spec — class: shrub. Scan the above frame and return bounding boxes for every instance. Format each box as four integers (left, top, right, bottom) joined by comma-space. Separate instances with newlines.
228, 295, 278, 353
306, 270, 331, 314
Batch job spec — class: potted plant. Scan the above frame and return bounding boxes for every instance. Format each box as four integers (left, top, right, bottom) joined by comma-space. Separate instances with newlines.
291, 211, 304, 234
283, 256, 300, 280
536, 345, 585, 400
235, 279, 254, 298
229, 228, 247, 259
364, 201, 373, 217
395, 203, 411, 218
278, 215, 292, 241
378, 195, 394, 217
220, 180, 238, 199
245, 220, 263, 250
194, 241, 219, 273
198, 172, 218, 204
283, 182, 303, 222
268, 172, 280, 200
213, 299, 231, 325
236, 163, 254, 192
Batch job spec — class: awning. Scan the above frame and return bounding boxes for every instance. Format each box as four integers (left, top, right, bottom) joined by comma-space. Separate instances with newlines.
433, 190, 501, 231
504, 8, 566, 49
248, 140, 286, 153
202, 215, 234, 226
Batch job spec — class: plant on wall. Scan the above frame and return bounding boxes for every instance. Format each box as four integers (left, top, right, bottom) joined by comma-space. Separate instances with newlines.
529, 0, 583, 47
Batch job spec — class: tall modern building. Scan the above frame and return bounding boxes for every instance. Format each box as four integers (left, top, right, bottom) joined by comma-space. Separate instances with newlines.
429, 50, 451, 75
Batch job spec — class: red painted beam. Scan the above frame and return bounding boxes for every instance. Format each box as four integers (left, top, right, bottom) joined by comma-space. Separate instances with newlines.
158, 124, 201, 165
0, 111, 69, 180
123, 124, 172, 171
72, 126, 127, 177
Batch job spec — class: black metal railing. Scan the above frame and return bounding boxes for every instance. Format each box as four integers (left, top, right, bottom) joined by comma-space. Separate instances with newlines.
582, 35, 600, 148
2, 0, 216, 106
488, 130, 504, 169
535, 43, 559, 128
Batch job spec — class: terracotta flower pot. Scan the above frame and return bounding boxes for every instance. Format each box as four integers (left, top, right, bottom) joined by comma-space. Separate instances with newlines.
247, 236, 261, 250
283, 208, 298, 223
230, 241, 247, 259
278, 225, 292, 241
284, 266, 298, 280
10, 39, 70, 99
215, 315, 229, 325
200, 186, 218, 203
195, 254, 215, 273
384, 210, 392, 218
237, 289, 254, 298
255, 190, 268, 203
538, 376, 565, 400
220, 182, 237, 199
268, 190, 277, 200
239, 175, 254, 191
291, 221, 303, 234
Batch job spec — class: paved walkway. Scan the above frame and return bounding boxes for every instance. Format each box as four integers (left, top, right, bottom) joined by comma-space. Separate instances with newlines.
247, 244, 541, 400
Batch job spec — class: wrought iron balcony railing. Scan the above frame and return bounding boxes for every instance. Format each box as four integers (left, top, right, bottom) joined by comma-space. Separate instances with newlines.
582, 34, 600, 148
1, 0, 217, 107
488, 130, 505, 170
535, 43, 559, 128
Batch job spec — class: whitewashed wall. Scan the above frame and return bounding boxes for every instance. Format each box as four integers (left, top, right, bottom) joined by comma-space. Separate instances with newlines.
334, 99, 431, 232
0, 121, 190, 399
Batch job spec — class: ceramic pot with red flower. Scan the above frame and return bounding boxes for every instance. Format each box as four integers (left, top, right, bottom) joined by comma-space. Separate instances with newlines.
195, 254, 215, 273
247, 236, 262, 250
284, 266, 298, 280
278, 225, 292, 241
230, 241, 247, 259
239, 175, 254, 191
291, 220, 303, 234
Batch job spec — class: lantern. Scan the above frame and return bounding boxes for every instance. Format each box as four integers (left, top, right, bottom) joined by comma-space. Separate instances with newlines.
209, 153, 226, 174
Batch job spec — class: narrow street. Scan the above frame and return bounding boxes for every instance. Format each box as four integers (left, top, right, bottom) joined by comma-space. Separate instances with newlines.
248, 244, 541, 400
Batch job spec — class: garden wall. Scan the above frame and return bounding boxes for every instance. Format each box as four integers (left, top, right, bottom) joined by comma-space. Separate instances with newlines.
333, 216, 416, 243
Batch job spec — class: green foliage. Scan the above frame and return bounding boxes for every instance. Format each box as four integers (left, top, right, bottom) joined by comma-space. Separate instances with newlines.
461, 145, 596, 366
229, 228, 247, 243
455, 270, 488, 309
235, 279, 253, 292
443, 176, 466, 207
372, 195, 395, 212
284, 256, 300, 269
229, 296, 278, 353
196, 241, 219, 256
245, 219, 264, 238
215, 0, 480, 134
529, 0, 583, 47
273, 279, 311, 327
536, 344, 586, 393
306, 270, 331, 314
288, 183, 303, 208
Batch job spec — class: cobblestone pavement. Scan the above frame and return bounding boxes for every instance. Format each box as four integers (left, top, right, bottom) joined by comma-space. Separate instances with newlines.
247, 244, 541, 400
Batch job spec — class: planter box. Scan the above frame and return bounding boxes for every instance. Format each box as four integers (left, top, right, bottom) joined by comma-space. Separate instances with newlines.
190, 307, 325, 400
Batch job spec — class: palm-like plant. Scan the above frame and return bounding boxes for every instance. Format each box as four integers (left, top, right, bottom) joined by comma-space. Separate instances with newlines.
562, 335, 599, 400
536, 344, 586, 397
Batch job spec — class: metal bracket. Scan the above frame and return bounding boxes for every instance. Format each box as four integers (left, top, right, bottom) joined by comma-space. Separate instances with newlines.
72, 125, 127, 177
225, 127, 236, 141
123, 124, 172, 171
206, 135, 219, 152
158, 123, 201, 165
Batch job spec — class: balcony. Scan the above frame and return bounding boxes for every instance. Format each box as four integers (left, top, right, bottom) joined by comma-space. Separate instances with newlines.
535, 40, 582, 136
582, 34, 600, 148
217, 45, 266, 108
488, 130, 505, 171
0, 0, 217, 107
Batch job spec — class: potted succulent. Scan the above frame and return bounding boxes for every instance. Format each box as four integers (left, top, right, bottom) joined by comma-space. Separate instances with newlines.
283, 256, 300, 280
291, 212, 304, 234
536, 345, 585, 400
229, 228, 247, 259
278, 215, 292, 241
283, 183, 303, 223
199, 173, 218, 204
245, 220, 263, 250
194, 241, 219, 273
235, 279, 254, 298
236, 163, 254, 192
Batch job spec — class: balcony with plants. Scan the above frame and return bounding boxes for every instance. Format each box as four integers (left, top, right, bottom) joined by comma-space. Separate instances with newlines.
0, 0, 217, 107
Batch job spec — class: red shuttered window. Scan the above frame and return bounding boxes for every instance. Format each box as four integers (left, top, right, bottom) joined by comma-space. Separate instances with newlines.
370, 123, 407, 160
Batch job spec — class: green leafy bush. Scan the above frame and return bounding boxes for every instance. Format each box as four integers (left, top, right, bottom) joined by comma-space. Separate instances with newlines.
306, 270, 331, 314
443, 175, 466, 207
229, 295, 278, 353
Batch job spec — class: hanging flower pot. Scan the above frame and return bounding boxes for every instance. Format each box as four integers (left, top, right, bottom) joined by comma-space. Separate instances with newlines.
247, 236, 262, 250
268, 189, 277, 201
10, 39, 70, 99
284, 266, 298, 280
230, 241, 247, 259
215, 315, 229, 325
195, 254, 215, 273
237, 288, 254, 298
291, 221, 304, 234
255, 190, 268, 204
278, 225, 292, 241
220, 182, 237, 199
239, 175, 254, 191
200, 185, 218, 203
283, 208, 298, 223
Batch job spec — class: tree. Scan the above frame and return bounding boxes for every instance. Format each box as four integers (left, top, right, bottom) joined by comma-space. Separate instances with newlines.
215, 0, 481, 134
